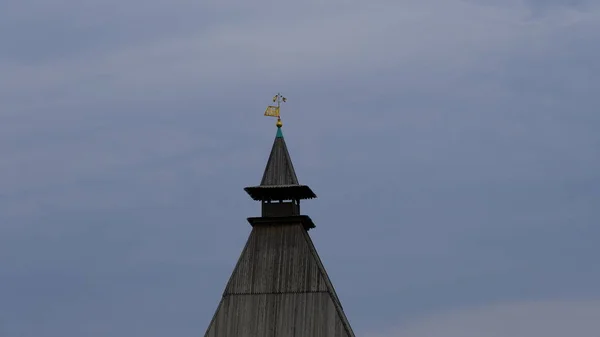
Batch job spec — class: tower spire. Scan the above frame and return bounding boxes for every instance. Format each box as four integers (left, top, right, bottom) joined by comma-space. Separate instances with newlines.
245, 94, 316, 202
203, 97, 356, 337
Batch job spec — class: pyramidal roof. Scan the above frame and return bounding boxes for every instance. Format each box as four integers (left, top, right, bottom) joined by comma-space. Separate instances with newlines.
204, 223, 355, 337
244, 126, 316, 201
260, 127, 299, 186
204, 124, 355, 337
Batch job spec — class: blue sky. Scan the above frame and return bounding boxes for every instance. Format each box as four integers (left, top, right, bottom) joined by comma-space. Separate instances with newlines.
1, 0, 599, 336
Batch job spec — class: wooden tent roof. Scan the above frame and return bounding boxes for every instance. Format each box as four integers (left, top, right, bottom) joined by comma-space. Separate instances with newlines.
203, 222, 355, 337
244, 126, 316, 201
204, 124, 355, 337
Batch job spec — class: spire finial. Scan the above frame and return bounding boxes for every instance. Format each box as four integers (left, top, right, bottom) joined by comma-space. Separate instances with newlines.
264, 93, 286, 128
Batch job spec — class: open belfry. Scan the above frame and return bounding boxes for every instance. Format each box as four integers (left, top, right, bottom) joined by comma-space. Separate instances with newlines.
203, 94, 356, 337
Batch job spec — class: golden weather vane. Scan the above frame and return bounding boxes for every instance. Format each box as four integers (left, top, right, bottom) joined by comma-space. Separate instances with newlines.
264, 93, 287, 127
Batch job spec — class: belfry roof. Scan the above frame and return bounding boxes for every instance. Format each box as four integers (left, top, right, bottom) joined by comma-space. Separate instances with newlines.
244, 126, 316, 201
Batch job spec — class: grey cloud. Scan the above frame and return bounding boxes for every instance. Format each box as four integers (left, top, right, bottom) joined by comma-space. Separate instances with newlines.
367, 300, 600, 337
1, 0, 599, 336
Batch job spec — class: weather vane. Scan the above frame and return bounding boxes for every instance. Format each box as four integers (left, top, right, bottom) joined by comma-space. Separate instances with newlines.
264, 93, 287, 127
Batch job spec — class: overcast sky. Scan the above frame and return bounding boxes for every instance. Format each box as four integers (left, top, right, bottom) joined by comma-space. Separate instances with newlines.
1, 0, 599, 336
